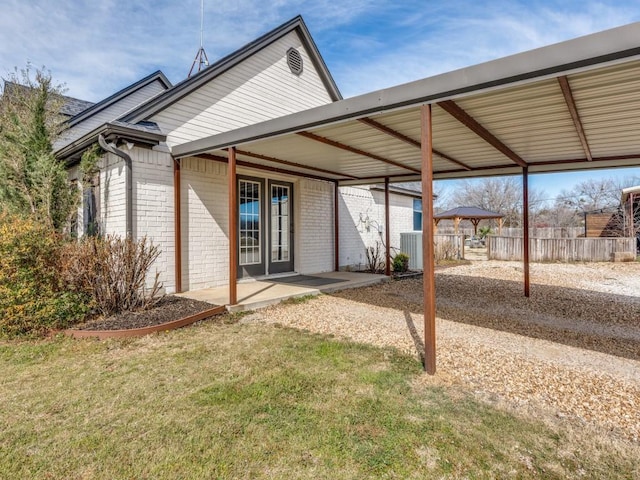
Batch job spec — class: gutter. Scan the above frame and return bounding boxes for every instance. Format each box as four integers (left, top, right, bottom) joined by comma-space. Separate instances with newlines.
98, 134, 133, 238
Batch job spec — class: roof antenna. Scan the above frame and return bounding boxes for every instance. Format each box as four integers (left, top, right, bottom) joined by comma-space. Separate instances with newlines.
188, 0, 209, 77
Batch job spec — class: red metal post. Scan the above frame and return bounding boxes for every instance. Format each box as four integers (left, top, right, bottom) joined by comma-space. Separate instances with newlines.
173, 158, 182, 293
421, 105, 437, 375
385, 177, 391, 276
228, 147, 238, 306
522, 167, 530, 297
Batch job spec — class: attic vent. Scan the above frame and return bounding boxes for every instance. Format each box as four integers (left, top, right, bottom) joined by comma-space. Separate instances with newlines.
287, 48, 303, 75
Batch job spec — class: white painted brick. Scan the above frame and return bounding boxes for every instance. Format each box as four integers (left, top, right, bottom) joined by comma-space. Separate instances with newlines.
338, 186, 417, 270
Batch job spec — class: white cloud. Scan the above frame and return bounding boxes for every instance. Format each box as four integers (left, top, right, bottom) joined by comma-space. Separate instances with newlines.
329, 1, 640, 97
0, 0, 637, 102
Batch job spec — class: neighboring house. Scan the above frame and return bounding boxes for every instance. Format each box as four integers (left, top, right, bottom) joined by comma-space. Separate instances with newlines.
338, 183, 423, 270
584, 185, 640, 252
55, 16, 358, 294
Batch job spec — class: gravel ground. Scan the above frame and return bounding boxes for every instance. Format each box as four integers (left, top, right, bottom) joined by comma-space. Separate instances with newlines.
245, 261, 640, 442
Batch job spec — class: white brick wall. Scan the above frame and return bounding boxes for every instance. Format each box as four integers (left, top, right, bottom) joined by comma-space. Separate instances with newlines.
100, 152, 127, 236
97, 151, 337, 292
338, 186, 417, 270
297, 179, 335, 274
132, 147, 175, 294
92, 148, 176, 293
180, 157, 229, 291
179, 161, 335, 289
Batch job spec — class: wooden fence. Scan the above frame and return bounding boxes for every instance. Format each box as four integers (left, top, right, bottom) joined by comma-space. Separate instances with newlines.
498, 227, 584, 238
436, 226, 584, 238
487, 236, 636, 262
434, 234, 465, 261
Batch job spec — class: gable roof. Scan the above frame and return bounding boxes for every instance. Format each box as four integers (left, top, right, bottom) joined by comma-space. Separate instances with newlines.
1, 81, 94, 116
122, 15, 341, 124
434, 207, 503, 220
370, 182, 423, 198
60, 95, 94, 116
67, 70, 171, 127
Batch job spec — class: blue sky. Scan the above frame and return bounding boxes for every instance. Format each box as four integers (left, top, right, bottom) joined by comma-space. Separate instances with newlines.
1, 0, 639, 197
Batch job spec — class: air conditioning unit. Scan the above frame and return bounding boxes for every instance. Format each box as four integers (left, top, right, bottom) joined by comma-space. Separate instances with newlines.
400, 232, 423, 270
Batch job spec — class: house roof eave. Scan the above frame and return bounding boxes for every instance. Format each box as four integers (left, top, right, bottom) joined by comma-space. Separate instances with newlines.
66, 71, 172, 127
56, 122, 166, 165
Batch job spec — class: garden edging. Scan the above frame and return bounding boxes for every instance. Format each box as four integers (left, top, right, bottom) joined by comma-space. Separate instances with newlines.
62, 305, 226, 340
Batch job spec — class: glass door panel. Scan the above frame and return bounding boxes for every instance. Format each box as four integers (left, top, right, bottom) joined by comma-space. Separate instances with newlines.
237, 177, 265, 278
268, 181, 294, 274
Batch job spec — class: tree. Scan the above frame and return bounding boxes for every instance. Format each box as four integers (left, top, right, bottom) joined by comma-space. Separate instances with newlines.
555, 176, 640, 214
0, 65, 77, 231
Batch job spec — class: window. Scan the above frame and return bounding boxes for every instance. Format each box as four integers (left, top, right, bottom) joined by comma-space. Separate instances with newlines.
83, 186, 98, 236
413, 198, 422, 231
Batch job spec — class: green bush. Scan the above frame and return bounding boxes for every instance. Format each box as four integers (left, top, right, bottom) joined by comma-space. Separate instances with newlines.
392, 253, 410, 273
0, 214, 88, 337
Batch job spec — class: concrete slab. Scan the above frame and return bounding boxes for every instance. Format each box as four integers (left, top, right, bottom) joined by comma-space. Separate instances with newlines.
177, 271, 389, 311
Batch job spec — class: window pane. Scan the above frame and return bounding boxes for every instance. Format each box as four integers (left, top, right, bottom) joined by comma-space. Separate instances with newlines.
271, 185, 290, 262
239, 180, 261, 265
413, 199, 422, 230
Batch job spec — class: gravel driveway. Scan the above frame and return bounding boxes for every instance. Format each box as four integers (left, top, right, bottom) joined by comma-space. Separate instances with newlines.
246, 261, 640, 442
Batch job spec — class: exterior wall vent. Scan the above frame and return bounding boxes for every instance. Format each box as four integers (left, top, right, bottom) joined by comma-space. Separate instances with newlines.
287, 48, 303, 75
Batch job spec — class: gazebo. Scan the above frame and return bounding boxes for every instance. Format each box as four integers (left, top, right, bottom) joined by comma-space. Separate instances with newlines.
434, 206, 504, 235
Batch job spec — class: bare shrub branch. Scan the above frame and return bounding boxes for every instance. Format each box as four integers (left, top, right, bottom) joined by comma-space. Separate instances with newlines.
64, 235, 163, 316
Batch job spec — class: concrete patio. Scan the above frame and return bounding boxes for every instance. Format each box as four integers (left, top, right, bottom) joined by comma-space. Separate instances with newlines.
177, 271, 390, 311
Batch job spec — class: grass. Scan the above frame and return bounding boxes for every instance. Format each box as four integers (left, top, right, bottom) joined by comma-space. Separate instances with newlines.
1, 318, 638, 479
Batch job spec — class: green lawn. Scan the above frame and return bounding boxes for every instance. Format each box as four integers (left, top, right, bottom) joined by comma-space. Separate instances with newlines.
1, 317, 638, 479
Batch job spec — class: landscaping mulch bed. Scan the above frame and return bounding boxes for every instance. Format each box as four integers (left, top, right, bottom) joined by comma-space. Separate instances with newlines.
78, 296, 218, 331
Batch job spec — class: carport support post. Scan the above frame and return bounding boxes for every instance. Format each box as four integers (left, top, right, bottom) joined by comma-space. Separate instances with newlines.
522, 166, 530, 297
385, 177, 391, 276
173, 157, 182, 293
228, 147, 238, 306
334, 181, 340, 272
420, 104, 437, 375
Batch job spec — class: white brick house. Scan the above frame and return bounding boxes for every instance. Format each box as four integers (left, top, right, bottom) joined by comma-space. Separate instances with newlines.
55, 16, 421, 295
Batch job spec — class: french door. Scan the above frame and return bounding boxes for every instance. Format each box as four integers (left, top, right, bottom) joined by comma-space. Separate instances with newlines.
237, 177, 294, 278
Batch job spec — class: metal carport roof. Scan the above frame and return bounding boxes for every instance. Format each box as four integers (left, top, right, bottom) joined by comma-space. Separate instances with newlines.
170, 21, 640, 374
172, 21, 640, 185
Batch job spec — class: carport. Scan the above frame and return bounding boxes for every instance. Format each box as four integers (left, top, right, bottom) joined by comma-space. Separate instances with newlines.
173, 22, 640, 373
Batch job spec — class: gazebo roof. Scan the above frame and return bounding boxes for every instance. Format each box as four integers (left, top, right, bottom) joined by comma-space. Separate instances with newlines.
434, 206, 503, 220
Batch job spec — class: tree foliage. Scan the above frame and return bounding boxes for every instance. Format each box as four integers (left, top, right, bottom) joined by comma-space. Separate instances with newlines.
0, 214, 88, 337
0, 65, 77, 231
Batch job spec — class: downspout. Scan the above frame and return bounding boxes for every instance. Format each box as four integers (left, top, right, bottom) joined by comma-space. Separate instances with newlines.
98, 134, 133, 238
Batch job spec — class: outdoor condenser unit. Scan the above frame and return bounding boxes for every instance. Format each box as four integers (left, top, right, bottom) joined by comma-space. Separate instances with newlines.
400, 232, 423, 270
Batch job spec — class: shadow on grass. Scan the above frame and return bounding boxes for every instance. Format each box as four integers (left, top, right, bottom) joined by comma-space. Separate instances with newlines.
404, 310, 425, 368
330, 274, 640, 361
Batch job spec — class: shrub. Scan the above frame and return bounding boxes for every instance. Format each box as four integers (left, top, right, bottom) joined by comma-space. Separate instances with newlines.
365, 241, 385, 273
435, 240, 459, 261
64, 235, 163, 316
478, 226, 493, 239
392, 253, 409, 273
0, 214, 88, 337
